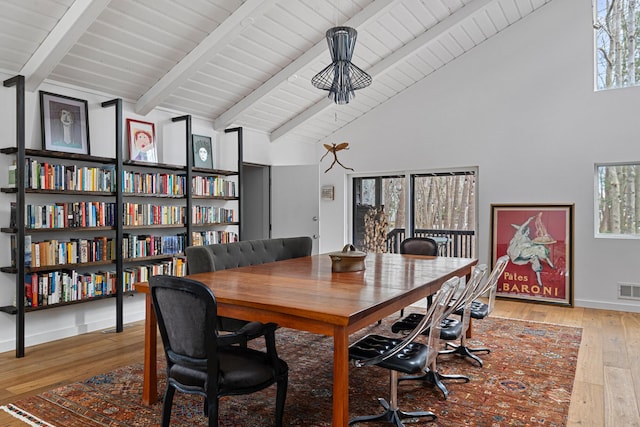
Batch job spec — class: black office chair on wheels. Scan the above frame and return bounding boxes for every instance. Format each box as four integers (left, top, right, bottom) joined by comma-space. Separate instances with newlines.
391, 265, 488, 398
348, 276, 460, 426
440, 255, 510, 366
150, 275, 289, 427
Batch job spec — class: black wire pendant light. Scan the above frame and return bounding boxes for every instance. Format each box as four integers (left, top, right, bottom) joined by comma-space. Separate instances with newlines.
312, 26, 372, 104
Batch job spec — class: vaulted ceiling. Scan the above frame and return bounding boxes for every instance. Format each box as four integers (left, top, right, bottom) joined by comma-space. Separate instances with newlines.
0, 0, 550, 144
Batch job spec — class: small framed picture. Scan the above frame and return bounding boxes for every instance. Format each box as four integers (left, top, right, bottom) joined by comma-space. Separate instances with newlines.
321, 185, 335, 201
40, 91, 90, 154
127, 119, 157, 163
192, 134, 213, 169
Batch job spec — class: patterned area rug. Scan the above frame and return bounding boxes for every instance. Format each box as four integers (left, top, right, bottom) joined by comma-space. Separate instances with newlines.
6, 316, 581, 426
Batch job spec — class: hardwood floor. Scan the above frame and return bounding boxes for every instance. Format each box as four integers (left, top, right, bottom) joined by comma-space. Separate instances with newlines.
1, 300, 639, 426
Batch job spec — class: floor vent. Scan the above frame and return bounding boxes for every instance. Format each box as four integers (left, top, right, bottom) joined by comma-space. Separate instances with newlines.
618, 282, 640, 300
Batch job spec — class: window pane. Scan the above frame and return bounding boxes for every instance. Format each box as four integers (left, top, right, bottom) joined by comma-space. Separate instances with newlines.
596, 163, 640, 236
412, 172, 476, 258
353, 176, 404, 252
594, 0, 640, 90
413, 173, 475, 230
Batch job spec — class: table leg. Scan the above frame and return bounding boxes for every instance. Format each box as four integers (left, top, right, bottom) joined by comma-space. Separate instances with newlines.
142, 291, 158, 405
333, 327, 349, 426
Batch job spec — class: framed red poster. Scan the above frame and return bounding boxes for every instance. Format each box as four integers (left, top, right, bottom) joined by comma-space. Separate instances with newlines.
490, 204, 574, 307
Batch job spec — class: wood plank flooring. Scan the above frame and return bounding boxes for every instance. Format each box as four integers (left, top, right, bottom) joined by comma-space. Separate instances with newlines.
0, 300, 639, 426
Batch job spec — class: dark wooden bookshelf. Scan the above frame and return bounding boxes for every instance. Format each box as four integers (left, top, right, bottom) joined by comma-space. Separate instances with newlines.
1, 75, 242, 357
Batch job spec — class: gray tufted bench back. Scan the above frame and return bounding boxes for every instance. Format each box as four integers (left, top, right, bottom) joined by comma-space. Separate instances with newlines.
185, 236, 313, 274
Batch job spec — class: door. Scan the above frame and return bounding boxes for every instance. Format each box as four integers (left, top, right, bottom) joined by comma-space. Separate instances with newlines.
242, 163, 270, 240
271, 165, 319, 254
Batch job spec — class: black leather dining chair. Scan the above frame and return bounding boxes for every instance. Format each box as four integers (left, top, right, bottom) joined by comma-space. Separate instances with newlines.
348, 276, 460, 426
400, 237, 439, 257
395, 236, 440, 319
150, 275, 289, 427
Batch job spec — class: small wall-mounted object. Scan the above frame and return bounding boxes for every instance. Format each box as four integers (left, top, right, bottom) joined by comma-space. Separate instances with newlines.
321, 185, 334, 201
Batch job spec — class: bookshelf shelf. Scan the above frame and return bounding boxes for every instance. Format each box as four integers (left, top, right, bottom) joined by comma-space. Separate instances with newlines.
1, 259, 115, 274
192, 222, 240, 227
0, 147, 115, 164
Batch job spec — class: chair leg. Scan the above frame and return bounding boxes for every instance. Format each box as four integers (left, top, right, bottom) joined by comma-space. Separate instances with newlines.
440, 336, 490, 367
275, 372, 288, 427
349, 370, 437, 426
206, 396, 219, 427
161, 386, 176, 427
398, 367, 469, 399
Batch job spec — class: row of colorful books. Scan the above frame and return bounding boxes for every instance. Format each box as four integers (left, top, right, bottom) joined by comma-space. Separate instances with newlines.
13, 202, 118, 229
192, 175, 237, 197
122, 170, 186, 196
25, 270, 118, 307
24, 257, 188, 307
122, 257, 186, 291
15, 159, 238, 198
19, 236, 114, 268
122, 233, 186, 259
123, 203, 186, 226
191, 206, 236, 224
22, 158, 116, 192
191, 230, 239, 246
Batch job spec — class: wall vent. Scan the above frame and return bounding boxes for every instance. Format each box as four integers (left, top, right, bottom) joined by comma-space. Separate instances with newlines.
618, 282, 640, 300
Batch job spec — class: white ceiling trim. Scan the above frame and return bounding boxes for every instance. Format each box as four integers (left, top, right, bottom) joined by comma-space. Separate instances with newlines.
134, 0, 279, 116
21, 0, 111, 92
213, 0, 401, 132
270, 0, 497, 143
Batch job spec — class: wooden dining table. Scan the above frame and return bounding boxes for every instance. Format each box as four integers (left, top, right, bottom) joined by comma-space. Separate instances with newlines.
136, 252, 477, 426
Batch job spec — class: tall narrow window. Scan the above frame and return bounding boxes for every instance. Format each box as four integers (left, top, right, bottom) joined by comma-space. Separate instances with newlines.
594, 0, 640, 90
595, 162, 640, 237
412, 171, 476, 258
353, 175, 405, 252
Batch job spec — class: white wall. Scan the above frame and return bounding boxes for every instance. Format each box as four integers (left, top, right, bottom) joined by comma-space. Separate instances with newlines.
318, 0, 640, 313
0, 78, 316, 353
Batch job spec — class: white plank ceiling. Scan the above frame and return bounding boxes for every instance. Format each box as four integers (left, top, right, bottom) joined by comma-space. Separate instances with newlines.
0, 0, 551, 144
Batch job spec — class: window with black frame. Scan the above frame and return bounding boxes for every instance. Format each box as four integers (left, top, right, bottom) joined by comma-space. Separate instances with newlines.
352, 175, 405, 253
352, 170, 477, 257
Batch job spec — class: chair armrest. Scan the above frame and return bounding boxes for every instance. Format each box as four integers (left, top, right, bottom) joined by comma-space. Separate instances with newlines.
217, 322, 278, 347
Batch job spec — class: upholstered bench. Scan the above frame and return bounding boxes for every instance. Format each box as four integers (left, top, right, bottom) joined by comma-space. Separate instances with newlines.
185, 236, 313, 273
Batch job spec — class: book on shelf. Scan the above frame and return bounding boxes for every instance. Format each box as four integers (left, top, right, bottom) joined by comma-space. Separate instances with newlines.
8, 235, 29, 269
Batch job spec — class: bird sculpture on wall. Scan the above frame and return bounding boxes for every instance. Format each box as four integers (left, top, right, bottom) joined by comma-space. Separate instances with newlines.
321, 142, 354, 173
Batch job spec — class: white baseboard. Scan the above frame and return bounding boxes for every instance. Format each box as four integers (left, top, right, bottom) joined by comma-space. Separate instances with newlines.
573, 298, 640, 313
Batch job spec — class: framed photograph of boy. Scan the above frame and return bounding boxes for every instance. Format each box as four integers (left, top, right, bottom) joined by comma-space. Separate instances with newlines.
127, 119, 157, 163
490, 203, 574, 307
192, 134, 213, 169
40, 91, 90, 155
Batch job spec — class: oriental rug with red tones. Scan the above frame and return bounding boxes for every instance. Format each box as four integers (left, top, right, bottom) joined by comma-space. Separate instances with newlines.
5, 316, 581, 426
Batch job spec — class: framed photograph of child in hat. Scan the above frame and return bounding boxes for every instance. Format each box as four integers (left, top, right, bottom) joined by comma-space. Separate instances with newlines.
490, 204, 574, 307
127, 119, 157, 163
